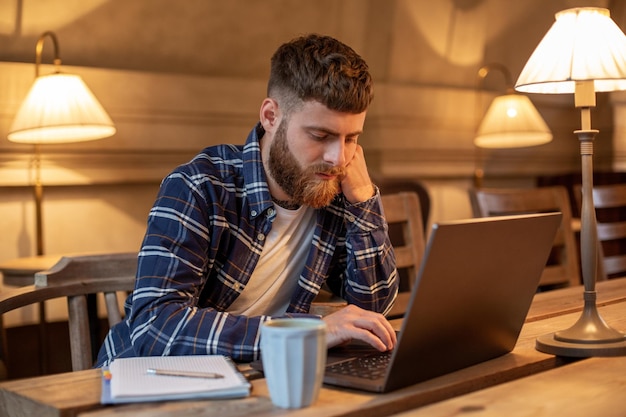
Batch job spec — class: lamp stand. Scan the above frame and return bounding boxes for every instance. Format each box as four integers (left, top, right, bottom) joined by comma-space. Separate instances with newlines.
33, 144, 44, 256
536, 81, 626, 356
31, 144, 50, 374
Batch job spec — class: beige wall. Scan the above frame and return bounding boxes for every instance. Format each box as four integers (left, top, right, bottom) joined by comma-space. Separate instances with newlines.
0, 184, 157, 327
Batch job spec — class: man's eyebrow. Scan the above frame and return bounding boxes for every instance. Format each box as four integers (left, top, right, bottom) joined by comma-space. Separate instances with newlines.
305, 125, 363, 137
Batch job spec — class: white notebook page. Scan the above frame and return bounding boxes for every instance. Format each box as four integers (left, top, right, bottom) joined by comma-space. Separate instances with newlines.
109, 355, 249, 399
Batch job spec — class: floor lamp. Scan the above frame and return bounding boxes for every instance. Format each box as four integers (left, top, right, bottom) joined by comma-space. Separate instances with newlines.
5, 31, 115, 374
473, 63, 552, 187
516, 7, 626, 356
7, 31, 116, 256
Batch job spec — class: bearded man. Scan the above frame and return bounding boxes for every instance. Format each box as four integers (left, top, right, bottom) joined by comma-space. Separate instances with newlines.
96, 34, 398, 367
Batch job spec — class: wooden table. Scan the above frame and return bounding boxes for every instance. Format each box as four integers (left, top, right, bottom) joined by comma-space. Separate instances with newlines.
526, 277, 626, 322
393, 355, 626, 417
0, 255, 59, 287
1, 279, 625, 417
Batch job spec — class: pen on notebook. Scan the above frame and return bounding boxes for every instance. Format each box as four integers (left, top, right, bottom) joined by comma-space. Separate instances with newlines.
146, 368, 224, 379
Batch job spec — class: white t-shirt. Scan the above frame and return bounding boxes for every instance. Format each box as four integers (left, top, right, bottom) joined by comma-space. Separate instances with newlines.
227, 204, 316, 316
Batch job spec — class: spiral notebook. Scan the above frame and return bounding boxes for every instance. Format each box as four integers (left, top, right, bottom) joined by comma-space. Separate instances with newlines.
101, 355, 251, 404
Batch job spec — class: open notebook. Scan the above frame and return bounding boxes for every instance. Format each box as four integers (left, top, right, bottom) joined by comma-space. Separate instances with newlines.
323, 212, 562, 392
101, 355, 251, 404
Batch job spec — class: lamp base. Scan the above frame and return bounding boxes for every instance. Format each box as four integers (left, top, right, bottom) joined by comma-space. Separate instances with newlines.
536, 333, 626, 357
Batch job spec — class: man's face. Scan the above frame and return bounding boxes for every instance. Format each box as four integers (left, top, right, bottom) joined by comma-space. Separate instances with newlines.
268, 101, 366, 208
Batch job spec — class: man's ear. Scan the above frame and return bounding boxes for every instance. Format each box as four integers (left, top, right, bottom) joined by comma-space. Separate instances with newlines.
260, 98, 279, 131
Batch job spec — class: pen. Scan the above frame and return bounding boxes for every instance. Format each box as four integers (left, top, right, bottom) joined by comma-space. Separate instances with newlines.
146, 368, 224, 379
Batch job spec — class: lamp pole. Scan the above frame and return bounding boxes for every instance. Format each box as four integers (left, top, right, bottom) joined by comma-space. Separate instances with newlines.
33, 144, 44, 256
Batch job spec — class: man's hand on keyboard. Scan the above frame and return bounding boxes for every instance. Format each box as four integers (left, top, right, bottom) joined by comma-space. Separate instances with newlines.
322, 304, 397, 352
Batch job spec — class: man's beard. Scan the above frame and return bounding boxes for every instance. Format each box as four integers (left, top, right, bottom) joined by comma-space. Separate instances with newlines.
268, 120, 345, 209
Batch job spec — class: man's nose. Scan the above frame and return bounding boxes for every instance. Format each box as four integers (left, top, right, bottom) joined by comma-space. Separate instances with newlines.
324, 140, 347, 167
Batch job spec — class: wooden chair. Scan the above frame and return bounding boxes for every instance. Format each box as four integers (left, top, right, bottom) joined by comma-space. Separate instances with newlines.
0, 253, 136, 374
575, 183, 626, 279
310, 191, 426, 318
470, 186, 580, 289
372, 177, 431, 235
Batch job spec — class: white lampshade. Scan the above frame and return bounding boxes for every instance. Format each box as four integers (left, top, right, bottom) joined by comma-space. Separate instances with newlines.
8, 72, 116, 144
474, 93, 552, 148
516, 7, 626, 94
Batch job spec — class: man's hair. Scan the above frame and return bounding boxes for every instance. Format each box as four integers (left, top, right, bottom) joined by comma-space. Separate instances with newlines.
268, 34, 373, 115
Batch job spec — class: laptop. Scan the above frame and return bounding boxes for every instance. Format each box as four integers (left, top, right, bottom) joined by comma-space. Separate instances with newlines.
323, 212, 561, 393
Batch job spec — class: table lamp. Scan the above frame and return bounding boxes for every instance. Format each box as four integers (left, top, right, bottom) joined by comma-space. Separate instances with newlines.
473, 63, 552, 187
7, 31, 116, 256
515, 7, 626, 356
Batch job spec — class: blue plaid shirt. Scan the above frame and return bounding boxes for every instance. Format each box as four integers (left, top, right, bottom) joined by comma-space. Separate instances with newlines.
96, 123, 398, 366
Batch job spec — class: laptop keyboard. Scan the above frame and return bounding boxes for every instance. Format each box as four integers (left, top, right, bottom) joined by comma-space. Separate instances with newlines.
325, 351, 392, 380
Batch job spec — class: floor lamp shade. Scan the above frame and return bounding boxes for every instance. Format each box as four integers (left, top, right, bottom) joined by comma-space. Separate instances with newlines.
472, 63, 552, 187
8, 72, 115, 144
474, 93, 552, 148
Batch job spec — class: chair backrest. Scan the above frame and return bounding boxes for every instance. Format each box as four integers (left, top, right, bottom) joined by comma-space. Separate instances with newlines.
382, 192, 425, 289
575, 183, 626, 279
469, 186, 580, 289
374, 178, 431, 234
0, 253, 136, 372
378, 191, 426, 318
309, 191, 425, 318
